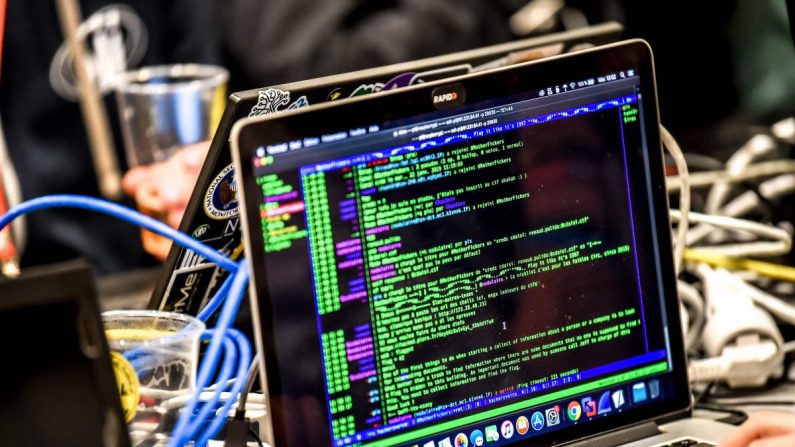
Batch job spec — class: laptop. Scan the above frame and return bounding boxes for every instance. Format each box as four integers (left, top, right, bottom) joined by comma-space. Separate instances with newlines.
0, 261, 131, 447
149, 23, 624, 316
230, 39, 738, 447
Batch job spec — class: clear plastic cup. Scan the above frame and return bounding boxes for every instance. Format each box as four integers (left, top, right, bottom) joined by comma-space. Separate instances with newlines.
115, 64, 227, 257
103, 310, 205, 446
115, 63, 228, 167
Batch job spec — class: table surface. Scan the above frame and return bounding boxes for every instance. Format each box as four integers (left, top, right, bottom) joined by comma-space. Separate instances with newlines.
97, 266, 159, 310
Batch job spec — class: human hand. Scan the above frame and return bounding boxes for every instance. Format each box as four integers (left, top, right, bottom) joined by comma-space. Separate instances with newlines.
122, 142, 209, 260
718, 411, 795, 447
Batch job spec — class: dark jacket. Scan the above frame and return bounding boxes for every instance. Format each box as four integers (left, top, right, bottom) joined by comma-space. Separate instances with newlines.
1, 0, 219, 273
1, 0, 523, 274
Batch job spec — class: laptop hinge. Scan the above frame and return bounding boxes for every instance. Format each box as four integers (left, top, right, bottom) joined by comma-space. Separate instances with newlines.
565, 422, 661, 447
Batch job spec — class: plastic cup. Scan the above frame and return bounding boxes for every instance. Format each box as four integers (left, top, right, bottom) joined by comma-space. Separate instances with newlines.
103, 310, 205, 446
115, 64, 227, 256
115, 63, 228, 168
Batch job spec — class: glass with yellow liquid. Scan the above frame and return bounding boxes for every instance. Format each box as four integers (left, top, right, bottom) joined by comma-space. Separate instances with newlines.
102, 310, 205, 446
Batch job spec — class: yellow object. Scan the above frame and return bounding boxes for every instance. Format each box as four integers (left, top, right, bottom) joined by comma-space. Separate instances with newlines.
684, 249, 795, 282
110, 351, 140, 422
105, 328, 176, 341
209, 84, 227, 137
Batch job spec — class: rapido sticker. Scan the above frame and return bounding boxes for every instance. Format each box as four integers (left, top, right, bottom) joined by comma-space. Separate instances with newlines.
110, 351, 140, 422
204, 164, 239, 220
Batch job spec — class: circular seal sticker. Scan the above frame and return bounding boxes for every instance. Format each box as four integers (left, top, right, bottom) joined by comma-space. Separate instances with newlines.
110, 351, 140, 422
204, 164, 239, 220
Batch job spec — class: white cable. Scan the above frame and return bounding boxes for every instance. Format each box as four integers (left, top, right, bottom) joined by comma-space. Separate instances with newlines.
704, 134, 777, 215
687, 173, 795, 246
161, 390, 267, 411
661, 126, 690, 274
678, 280, 704, 352
747, 287, 795, 327
688, 340, 780, 386
772, 117, 795, 144
688, 265, 784, 387
697, 265, 795, 327
666, 160, 795, 191
670, 210, 792, 258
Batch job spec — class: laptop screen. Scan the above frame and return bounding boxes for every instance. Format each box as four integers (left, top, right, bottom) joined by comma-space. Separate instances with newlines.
235, 41, 685, 447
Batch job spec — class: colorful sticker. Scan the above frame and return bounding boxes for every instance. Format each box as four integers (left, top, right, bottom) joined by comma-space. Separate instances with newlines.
349, 83, 385, 97
287, 95, 309, 109
327, 88, 344, 101
110, 351, 140, 423
203, 164, 238, 220
382, 72, 416, 90
248, 88, 291, 118
192, 224, 210, 239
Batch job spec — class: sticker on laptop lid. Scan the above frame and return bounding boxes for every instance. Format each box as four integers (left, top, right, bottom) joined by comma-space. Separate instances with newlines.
327, 88, 344, 101
249, 88, 291, 118
350, 82, 385, 97
204, 164, 239, 220
110, 351, 140, 422
287, 95, 309, 109
192, 224, 210, 239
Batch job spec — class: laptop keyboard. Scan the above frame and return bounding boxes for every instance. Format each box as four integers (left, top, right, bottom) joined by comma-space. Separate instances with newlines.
655, 439, 715, 447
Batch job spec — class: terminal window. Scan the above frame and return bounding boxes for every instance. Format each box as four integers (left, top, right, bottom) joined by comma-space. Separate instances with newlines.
255, 83, 670, 446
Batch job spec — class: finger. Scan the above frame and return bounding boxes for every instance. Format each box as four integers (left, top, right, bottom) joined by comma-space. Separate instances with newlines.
176, 141, 210, 172
748, 433, 795, 447
159, 171, 196, 208
121, 166, 151, 196
135, 183, 166, 215
166, 206, 187, 229
719, 412, 795, 447
140, 229, 171, 262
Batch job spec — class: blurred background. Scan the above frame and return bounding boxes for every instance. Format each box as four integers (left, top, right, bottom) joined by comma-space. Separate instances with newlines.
1, 0, 793, 277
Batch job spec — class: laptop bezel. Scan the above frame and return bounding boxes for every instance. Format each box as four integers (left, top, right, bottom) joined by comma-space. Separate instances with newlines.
232, 39, 690, 447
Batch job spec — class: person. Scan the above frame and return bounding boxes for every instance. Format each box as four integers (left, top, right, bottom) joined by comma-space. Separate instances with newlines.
122, 0, 530, 260
3, 0, 530, 271
122, 143, 208, 260
214, 0, 528, 87
719, 411, 795, 447
1, 0, 220, 274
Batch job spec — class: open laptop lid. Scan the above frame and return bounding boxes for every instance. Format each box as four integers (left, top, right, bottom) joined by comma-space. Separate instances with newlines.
0, 262, 131, 447
231, 39, 689, 447
149, 23, 624, 314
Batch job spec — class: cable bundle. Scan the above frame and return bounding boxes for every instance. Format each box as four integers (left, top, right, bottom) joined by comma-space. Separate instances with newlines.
664, 120, 795, 389
0, 195, 254, 446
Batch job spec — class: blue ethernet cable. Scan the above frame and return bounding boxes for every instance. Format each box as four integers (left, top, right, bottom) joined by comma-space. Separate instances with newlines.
168, 261, 252, 447
197, 273, 235, 322
0, 194, 254, 446
195, 328, 253, 447
180, 329, 238, 440
176, 329, 239, 445
0, 194, 238, 273
123, 273, 234, 370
